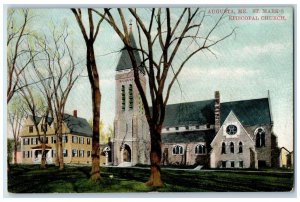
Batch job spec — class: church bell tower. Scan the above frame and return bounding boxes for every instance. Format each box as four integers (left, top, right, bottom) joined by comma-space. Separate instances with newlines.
112, 23, 150, 166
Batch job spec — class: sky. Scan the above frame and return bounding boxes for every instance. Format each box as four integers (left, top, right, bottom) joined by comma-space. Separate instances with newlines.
7, 6, 294, 151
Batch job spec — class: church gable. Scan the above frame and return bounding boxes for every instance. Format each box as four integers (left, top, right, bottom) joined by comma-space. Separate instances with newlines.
210, 111, 257, 169
211, 111, 254, 147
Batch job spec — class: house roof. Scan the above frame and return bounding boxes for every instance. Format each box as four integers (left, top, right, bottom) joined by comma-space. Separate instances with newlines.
116, 31, 145, 74
29, 115, 54, 125
162, 97, 271, 127
221, 98, 272, 126
29, 114, 92, 137
63, 114, 92, 137
162, 130, 215, 143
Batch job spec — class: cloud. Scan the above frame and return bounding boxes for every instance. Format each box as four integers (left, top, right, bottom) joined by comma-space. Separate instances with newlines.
179, 65, 261, 80
240, 42, 287, 56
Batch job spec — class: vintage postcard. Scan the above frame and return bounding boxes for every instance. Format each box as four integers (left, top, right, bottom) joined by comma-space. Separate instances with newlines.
5, 5, 294, 194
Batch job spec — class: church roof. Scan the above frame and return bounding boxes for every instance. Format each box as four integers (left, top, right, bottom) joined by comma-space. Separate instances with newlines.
221, 98, 272, 126
162, 130, 215, 143
116, 31, 145, 74
163, 99, 215, 127
163, 97, 272, 127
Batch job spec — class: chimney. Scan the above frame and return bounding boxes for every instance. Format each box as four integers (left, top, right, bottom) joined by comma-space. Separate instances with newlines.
73, 110, 77, 118
214, 91, 221, 133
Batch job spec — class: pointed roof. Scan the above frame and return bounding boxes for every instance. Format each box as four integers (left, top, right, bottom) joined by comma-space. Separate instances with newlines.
162, 99, 215, 127
28, 114, 92, 137
116, 31, 144, 74
161, 97, 272, 127
29, 115, 53, 125
221, 98, 272, 126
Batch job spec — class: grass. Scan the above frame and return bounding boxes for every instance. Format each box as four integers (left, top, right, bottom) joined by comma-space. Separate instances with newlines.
7, 164, 294, 193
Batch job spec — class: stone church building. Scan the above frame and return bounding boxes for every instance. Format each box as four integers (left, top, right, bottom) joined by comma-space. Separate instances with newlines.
111, 30, 278, 169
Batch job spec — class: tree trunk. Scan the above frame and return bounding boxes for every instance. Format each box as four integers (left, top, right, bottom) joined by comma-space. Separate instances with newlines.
58, 135, 64, 170
88, 43, 101, 181
41, 142, 46, 169
14, 141, 18, 165
90, 85, 101, 181
55, 139, 59, 166
145, 128, 164, 187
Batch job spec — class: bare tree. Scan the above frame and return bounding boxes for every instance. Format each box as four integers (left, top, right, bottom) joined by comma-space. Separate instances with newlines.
95, 8, 236, 186
17, 73, 49, 169
7, 9, 37, 103
30, 25, 81, 170
71, 8, 106, 181
7, 95, 26, 164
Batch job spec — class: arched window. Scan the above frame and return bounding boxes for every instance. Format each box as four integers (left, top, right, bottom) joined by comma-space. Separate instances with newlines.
239, 142, 243, 153
129, 84, 133, 110
255, 128, 266, 147
172, 145, 184, 155
221, 142, 226, 154
121, 85, 126, 111
195, 144, 206, 155
230, 142, 234, 153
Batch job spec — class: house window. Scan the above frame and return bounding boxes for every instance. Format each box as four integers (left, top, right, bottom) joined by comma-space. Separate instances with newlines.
129, 84, 133, 110
32, 138, 37, 145
185, 126, 189, 130
87, 151, 91, 157
87, 138, 91, 145
175, 127, 179, 131
255, 128, 266, 147
221, 161, 226, 168
72, 136, 78, 143
121, 85, 126, 111
79, 137, 84, 144
25, 151, 30, 158
36, 138, 38, 145
195, 144, 206, 155
166, 127, 170, 131
63, 135, 68, 143
72, 149, 77, 157
239, 161, 243, 168
29, 126, 33, 133
239, 142, 243, 153
52, 150, 56, 158
23, 151, 25, 158
23, 138, 29, 145
231, 161, 235, 168
172, 145, 184, 155
221, 142, 226, 154
51, 136, 57, 144
31, 138, 33, 145
79, 150, 85, 157
63, 149, 68, 157
230, 142, 234, 153
195, 125, 200, 129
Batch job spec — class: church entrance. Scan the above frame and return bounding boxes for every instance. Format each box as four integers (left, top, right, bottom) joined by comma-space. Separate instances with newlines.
123, 144, 131, 162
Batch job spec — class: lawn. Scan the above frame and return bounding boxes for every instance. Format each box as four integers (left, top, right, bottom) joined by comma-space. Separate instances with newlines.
7, 165, 294, 193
